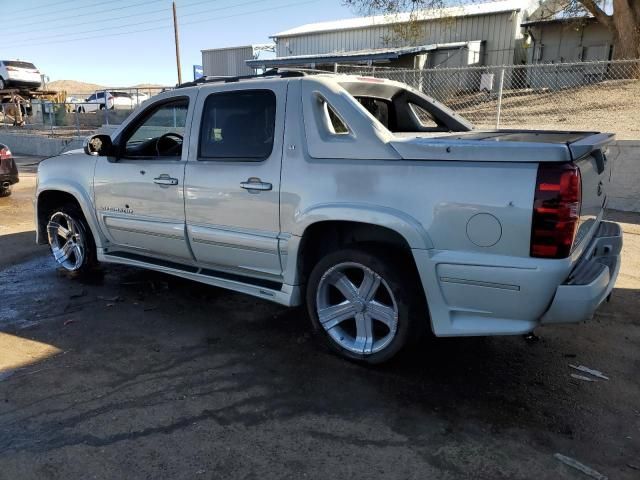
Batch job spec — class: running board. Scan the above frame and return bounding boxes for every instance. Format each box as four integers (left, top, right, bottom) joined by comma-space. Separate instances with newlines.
99, 250, 298, 306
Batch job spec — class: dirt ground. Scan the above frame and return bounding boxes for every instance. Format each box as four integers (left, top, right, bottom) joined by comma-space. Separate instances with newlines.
451, 80, 640, 140
0, 159, 639, 479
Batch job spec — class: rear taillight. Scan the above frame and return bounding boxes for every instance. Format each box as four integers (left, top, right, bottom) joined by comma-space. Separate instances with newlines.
0, 147, 11, 160
530, 163, 582, 259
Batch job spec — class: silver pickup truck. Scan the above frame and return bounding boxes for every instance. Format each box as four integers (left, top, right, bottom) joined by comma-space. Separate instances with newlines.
35, 70, 622, 363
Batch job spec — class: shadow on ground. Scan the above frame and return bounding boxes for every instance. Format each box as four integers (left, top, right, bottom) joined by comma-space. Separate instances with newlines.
0, 251, 638, 479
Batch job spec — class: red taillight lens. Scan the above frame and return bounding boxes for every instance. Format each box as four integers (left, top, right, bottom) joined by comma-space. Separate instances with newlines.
531, 163, 582, 259
0, 147, 11, 160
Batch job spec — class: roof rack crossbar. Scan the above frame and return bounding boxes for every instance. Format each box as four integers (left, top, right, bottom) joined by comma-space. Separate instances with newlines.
176, 68, 309, 88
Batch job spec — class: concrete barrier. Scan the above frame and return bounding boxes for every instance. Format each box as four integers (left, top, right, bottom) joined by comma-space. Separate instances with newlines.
1, 129, 638, 212
0, 132, 85, 157
608, 140, 640, 212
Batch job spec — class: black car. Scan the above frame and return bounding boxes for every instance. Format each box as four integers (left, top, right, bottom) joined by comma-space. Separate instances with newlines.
0, 143, 18, 197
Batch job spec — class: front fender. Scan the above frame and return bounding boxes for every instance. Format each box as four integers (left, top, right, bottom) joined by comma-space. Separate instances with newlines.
35, 180, 105, 248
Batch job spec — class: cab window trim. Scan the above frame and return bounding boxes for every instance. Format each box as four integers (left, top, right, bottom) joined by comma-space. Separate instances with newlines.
197, 89, 276, 163
117, 95, 190, 161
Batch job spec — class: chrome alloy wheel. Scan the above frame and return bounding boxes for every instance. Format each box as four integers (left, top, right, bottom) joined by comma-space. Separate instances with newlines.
316, 262, 399, 355
47, 212, 86, 271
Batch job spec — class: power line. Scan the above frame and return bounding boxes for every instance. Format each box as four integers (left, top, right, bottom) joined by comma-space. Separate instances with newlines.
2, 0, 169, 31
6, 0, 131, 20
2, 0, 233, 33
3, 0, 266, 46
5, 0, 88, 15
8, 0, 318, 49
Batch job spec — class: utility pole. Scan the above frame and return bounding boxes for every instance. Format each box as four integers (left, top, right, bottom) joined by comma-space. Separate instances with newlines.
172, 1, 182, 85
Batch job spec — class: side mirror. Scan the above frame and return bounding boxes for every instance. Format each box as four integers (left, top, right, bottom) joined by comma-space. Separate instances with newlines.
84, 134, 115, 157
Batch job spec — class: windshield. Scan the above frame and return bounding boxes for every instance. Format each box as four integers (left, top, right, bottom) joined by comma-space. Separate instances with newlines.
3, 61, 37, 69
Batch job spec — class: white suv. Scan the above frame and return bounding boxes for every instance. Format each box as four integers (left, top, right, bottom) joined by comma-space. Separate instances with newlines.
76, 91, 135, 113
0, 60, 42, 90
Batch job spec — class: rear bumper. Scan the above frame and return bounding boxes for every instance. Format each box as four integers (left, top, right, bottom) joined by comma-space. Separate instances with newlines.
540, 221, 622, 324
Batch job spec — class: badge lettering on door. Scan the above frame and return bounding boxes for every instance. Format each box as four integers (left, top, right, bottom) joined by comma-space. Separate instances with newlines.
102, 206, 134, 214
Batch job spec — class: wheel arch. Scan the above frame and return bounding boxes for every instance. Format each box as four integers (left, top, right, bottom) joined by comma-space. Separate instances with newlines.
289, 206, 432, 288
36, 187, 103, 247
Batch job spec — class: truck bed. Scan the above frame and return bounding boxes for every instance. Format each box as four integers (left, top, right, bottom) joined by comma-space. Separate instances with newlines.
390, 129, 614, 163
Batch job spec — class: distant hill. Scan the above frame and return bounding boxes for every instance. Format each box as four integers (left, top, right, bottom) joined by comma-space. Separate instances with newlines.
47, 80, 104, 94
46, 80, 168, 95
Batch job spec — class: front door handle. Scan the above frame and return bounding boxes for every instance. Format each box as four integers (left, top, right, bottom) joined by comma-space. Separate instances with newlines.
240, 177, 272, 193
153, 174, 179, 186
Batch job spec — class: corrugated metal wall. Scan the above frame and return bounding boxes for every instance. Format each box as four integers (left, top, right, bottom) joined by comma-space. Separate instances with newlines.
275, 11, 522, 66
202, 46, 255, 76
527, 22, 612, 64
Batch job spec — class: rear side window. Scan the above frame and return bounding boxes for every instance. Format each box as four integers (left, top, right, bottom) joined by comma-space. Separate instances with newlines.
199, 90, 276, 161
409, 103, 438, 128
3, 61, 36, 69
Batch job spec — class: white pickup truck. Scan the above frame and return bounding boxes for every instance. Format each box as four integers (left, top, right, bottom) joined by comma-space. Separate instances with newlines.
35, 70, 622, 363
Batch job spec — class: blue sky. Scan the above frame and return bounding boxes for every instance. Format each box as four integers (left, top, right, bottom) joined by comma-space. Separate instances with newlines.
0, 0, 358, 86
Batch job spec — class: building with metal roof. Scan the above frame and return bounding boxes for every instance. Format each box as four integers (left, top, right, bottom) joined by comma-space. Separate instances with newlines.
246, 0, 539, 71
201, 44, 275, 77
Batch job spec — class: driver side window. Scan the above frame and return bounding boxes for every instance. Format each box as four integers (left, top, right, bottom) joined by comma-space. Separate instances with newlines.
124, 99, 189, 159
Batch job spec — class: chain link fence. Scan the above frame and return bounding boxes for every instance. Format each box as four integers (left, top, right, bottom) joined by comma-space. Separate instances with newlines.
3, 61, 639, 140
0, 87, 169, 137
336, 59, 640, 139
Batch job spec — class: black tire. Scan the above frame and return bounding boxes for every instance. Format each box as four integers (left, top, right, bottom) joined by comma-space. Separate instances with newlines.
46, 203, 98, 276
0, 186, 11, 197
306, 246, 426, 364
0, 77, 5, 90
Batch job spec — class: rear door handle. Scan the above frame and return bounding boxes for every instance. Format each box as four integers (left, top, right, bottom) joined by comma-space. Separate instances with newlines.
240, 177, 272, 192
153, 174, 179, 186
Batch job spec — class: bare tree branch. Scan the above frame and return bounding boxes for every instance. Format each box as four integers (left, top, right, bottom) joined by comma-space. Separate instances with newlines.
577, 0, 613, 27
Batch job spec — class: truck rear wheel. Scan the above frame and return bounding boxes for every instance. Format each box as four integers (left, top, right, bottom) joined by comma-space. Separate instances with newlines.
306, 247, 425, 364
0, 186, 10, 197
46, 203, 97, 275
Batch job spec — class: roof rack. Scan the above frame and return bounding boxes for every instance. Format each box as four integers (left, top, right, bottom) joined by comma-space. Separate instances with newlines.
176, 68, 311, 88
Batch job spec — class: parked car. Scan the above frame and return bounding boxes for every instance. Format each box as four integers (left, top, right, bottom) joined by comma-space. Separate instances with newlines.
131, 91, 150, 106
0, 143, 18, 197
34, 71, 622, 364
0, 60, 42, 90
76, 91, 135, 112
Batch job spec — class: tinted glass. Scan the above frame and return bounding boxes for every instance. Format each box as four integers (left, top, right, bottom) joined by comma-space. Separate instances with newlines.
125, 100, 188, 155
356, 97, 390, 128
3, 61, 36, 69
199, 90, 276, 160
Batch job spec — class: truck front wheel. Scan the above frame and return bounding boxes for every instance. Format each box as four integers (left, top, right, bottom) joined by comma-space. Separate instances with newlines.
306, 247, 425, 364
46, 204, 97, 275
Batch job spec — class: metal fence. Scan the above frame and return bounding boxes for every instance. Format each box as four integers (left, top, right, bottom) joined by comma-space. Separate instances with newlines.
336, 59, 640, 140
3, 61, 639, 140
0, 87, 169, 137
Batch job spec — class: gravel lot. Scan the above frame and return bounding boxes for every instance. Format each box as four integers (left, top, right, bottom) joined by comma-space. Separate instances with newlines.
0, 159, 639, 479
451, 80, 640, 140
